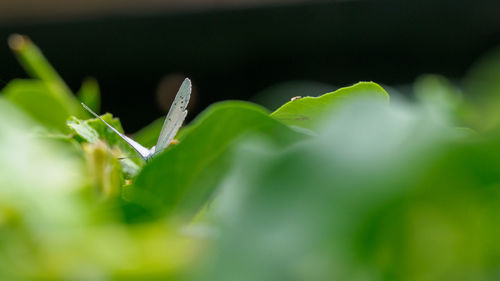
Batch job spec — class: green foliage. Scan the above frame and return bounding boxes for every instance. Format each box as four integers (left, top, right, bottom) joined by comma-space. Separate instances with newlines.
1, 35, 500, 281
2, 34, 89, 133
3, 80, 76, 131
200, 99, 500, 281
271, 81, 389, 130
68, 114, 130, 152
67, 114, 142, 177
77, 77, 101, 113
127, 101, 308, 220
462, 47, 500, 132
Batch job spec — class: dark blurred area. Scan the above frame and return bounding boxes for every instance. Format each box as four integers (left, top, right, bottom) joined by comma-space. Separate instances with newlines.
0, 0, 499, 131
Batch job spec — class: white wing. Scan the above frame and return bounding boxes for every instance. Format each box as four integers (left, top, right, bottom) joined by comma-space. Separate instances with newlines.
155, 78, 192, 154
81, 103, 153, 160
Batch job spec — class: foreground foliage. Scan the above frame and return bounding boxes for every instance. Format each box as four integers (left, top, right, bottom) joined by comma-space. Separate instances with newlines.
1, 35, 500, 281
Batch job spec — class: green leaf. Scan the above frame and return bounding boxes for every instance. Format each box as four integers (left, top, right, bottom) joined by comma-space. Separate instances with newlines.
413, 74, 464, 124
414, 75, 462, 107
68, 114, 122, 142
0, 99, 196, 280
7, 34, 86, 120
197, 99, 498, 281
67, 114, 141, 160
0, 97, 87, 233
9, 34, 69, 88
271, 82, 389, 130
67, 116, 99, 143
2, 35, 89, 133
463, 47, 500, 132
2, 80, 75, 132
126, 101, 308, 220
82, 140, 123, 199
68, 114, 143, 181
77, 77, 101, 113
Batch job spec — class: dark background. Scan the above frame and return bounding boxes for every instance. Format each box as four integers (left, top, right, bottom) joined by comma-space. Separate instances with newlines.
0, 0, 499, 131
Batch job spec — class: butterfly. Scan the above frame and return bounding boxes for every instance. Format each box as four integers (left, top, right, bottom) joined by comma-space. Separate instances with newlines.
82, 78, 192, 161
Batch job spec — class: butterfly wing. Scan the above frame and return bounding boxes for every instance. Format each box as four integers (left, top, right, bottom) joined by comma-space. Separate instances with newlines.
154, 78, 192, 154
81, 103, 152, 160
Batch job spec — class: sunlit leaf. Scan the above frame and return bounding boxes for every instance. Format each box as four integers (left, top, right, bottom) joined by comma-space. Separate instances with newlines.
271, 82, 389, 130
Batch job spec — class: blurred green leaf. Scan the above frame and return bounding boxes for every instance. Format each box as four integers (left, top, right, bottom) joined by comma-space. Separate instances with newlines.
463, 47, 500, 132
197, 99, 500, 281
8, 34, 86, 117
127, 101, 308, 220
465, 47, 500, 99
0, 98, 88, 280
0, 98, 198, 280
271, 82, 389, 130
413, 74, 464, 125
1, 35, 89, 132
77, 77, 101, 113
82, 140, 123, 199
119, 158, 141, 178
9, 34, 70, 88
414, 75, 462, 108
2, 80, 75, 132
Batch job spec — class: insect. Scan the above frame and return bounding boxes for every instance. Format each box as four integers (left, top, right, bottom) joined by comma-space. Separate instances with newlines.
82, 78, 191, 161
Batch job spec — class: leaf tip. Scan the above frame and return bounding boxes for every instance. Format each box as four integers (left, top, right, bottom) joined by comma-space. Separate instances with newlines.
8, 34, 29, 52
